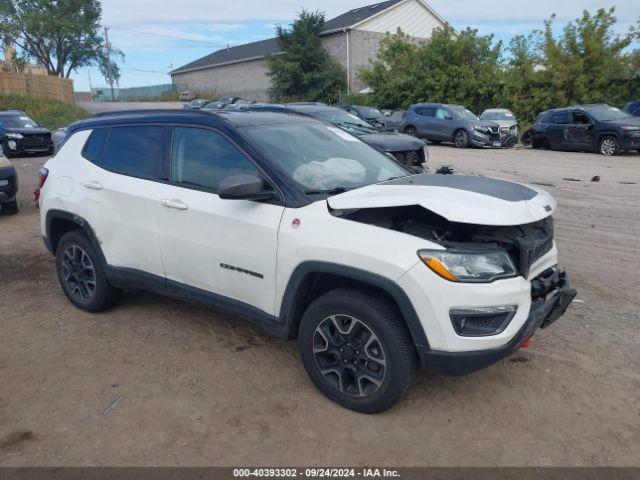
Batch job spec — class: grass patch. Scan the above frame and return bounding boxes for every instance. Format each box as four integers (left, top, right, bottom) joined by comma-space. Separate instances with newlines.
0, 93, 89, 130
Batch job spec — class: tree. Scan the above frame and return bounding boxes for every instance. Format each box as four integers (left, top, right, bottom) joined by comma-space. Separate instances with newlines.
360, 26, 503, 113
540, 8, 639, 108
266, 9, 346, 103
0, 0, 108, 78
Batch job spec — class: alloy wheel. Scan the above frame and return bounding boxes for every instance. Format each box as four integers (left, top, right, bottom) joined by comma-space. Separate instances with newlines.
600, 138, 617, 156
61, 245, 97, 301
455, 131, 465, 147
313, 314, 387, 397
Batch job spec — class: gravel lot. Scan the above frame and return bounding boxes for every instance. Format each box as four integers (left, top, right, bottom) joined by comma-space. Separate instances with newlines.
0, 110, 639, 466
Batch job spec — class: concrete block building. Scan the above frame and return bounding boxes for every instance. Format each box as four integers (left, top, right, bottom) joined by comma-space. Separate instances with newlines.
170, 0, 447, 101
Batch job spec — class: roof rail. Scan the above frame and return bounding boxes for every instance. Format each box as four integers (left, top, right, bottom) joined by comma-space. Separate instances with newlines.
92, 109, 215, 118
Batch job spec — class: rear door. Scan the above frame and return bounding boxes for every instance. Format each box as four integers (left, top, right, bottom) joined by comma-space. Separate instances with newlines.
154, 125, 284, 316
414, 106, 437, 138
546, 111, 571, 149
74, 125, 168, 280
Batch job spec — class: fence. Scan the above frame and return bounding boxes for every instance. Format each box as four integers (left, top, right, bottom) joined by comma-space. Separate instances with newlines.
0, 72, 75, 104
92, 83, 178, 101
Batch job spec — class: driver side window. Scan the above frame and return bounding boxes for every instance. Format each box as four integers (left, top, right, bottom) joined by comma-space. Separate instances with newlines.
171, 127, 259, 191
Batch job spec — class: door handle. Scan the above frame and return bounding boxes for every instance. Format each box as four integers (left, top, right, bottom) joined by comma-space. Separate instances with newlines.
161, 199, 188, 210
83, 180, 103, 190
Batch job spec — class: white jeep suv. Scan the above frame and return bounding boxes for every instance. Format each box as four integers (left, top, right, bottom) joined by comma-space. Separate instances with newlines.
39, 109, 576, 413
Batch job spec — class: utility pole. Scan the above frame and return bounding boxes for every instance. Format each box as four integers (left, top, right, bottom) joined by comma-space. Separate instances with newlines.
103, 26, 115, 101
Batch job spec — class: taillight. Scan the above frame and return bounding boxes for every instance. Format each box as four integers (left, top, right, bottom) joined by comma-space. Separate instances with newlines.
34, 167, 48, 203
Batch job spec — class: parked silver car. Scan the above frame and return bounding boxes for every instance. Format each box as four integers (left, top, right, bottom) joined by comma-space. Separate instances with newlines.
480, 108, 519, 144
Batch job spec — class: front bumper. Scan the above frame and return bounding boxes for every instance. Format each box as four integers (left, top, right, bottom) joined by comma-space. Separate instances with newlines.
417, 272, 576, 375
4, 136, 53, 155
0, 165, 18, 202
470, 129, 502, 147
622, 132, 640, 150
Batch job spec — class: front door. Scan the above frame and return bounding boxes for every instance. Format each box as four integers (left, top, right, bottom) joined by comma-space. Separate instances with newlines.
565, 111, 594, 150
154, 126, 284, 316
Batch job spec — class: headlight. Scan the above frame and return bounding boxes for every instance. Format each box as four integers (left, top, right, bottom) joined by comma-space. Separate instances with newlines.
418, 249, 517, 283
5, 133, 23, 139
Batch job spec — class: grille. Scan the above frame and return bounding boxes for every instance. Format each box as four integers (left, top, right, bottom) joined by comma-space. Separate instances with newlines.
489, 125, 499, 133
393, 148, 425, 167
513, 217, 554, 277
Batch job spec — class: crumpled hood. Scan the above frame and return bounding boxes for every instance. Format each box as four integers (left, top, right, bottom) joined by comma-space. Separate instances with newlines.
327, 173, 556, 226
491, 119, 518, 129
360, 132, 425, 152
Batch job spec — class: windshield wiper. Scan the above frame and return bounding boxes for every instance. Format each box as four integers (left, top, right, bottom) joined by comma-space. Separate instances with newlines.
304, 186, 348, 195
340, 122, 376, 133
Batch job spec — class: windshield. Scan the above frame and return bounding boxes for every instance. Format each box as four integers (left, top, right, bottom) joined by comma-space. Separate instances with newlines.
357, 106, 384, 119
0, 115, 38, 128
587, 105, 632, 122
310, 110, 376, 134
481, 111, 515, 121
244, 123, 408, 193
450, 107, 478, 120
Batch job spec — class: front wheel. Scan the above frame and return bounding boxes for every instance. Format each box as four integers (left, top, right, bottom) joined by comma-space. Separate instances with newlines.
599, 135, 620, 156
298, 289, 416, 413
454, 130, 469, 148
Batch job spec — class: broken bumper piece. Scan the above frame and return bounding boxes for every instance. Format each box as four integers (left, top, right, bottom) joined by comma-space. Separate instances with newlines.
418, 271, 576, 376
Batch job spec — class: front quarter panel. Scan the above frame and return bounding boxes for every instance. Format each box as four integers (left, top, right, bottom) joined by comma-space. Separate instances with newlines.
275, 201, 443, 315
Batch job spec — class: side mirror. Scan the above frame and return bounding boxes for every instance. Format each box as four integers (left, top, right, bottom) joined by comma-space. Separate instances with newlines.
218, 174, 273, 201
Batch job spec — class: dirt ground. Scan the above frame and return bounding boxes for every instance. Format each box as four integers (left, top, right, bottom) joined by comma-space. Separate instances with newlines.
1, 125, 639, 466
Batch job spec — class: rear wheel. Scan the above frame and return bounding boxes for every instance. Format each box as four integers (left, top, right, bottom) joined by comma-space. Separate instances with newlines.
55, 230, 121, 312
298, 289, 416, 413
599, 135, 620, 156
0, 199, 18, 215
454, 129, 469, 148
404, 126, 418, 137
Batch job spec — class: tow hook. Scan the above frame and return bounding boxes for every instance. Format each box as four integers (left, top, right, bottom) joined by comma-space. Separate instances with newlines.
520, 337, 531, 349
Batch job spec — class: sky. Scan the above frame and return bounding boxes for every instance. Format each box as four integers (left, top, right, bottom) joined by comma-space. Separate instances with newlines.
72, 0, 639, 91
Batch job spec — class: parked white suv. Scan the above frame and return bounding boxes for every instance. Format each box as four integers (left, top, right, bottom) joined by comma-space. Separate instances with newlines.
39, 109, 576, 413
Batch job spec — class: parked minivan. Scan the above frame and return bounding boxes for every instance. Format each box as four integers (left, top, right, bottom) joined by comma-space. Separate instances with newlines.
401, 103, 503, 148
39, 109, 576, 413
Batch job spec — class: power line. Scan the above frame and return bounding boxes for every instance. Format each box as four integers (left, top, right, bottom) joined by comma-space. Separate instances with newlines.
109, 26, 224, 46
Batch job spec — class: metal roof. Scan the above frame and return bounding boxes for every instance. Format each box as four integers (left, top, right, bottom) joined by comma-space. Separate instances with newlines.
171, 0, 404, 74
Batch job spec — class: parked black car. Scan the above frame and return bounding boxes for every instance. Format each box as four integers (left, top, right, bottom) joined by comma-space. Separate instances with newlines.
525, 104, 640, 155
0, 151, 19, 214
623, 100, 640, 117
0, 111, 53, 157
336, 104, 397, 131
282, 104, 428, 170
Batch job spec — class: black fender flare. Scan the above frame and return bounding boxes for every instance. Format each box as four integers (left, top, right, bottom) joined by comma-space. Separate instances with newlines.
279, 261, 430, 351
44, 210, 107, 264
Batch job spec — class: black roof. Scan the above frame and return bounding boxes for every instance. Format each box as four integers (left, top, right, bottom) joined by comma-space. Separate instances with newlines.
172, 0, 403, 74
68, 109, 319, 134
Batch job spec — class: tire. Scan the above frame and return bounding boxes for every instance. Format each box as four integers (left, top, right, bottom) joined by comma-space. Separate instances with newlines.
55, 230, 121, 312
0, 199, 18, 215
520, 130, 532, 147
453, 129, 469, 148
404, 126, 418, 137
598, 135, 620, 156
298, 289, 417, 414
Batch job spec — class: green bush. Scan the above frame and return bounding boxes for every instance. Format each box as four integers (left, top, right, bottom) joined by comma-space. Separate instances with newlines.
0, 93, 89, 130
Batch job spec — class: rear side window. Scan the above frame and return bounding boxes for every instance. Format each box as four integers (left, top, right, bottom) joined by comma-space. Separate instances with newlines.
100, 126, 165, 179
82, 128, 108, 163
549, 111, 569, 124
171, 127, 259, 191
415, 107, 436, 117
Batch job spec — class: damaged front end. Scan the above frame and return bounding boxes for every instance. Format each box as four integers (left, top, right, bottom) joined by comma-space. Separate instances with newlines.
331, 204, 555, 278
